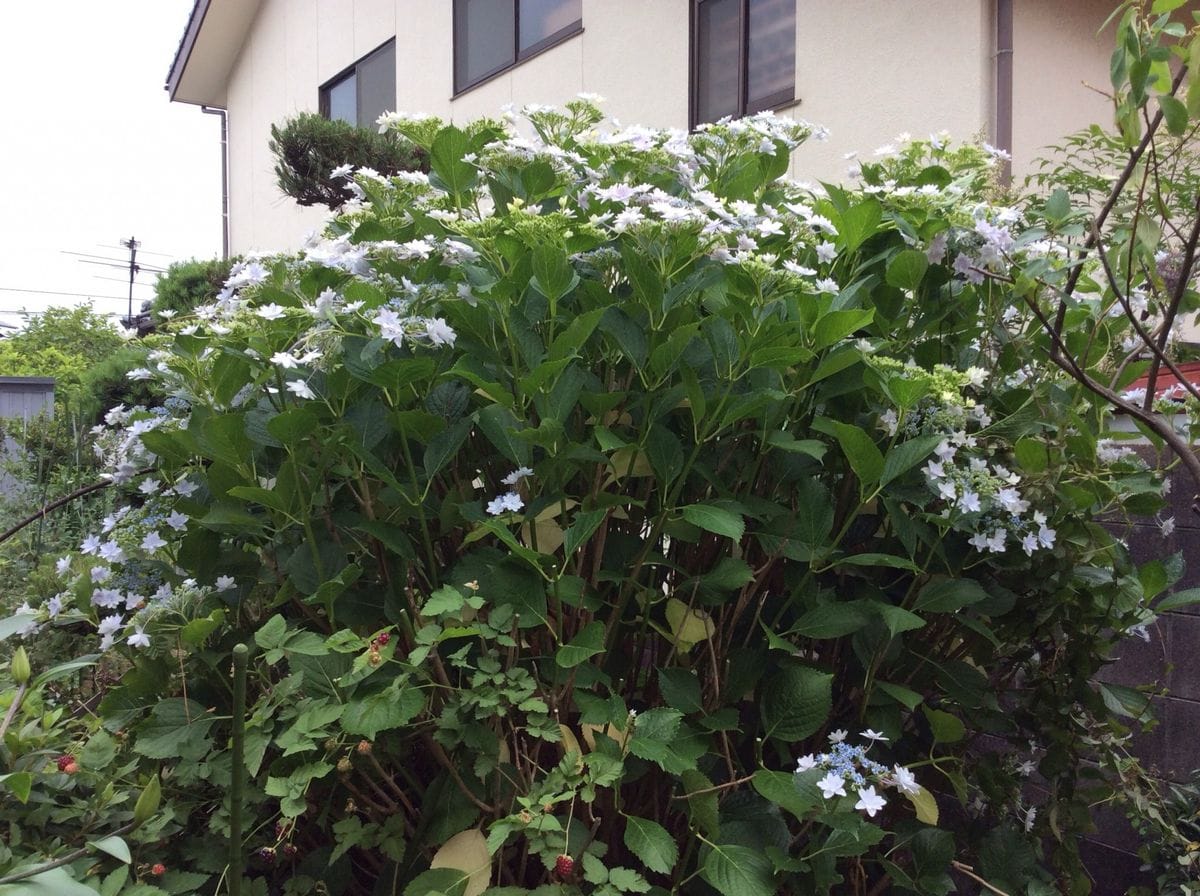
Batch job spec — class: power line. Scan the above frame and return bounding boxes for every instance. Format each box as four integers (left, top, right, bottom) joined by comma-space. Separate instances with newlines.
92, 275, 155, 287
77, 258, 167, 274
0, 286, 141, 302
0, 309, 127, 317
98, 244, 178, 259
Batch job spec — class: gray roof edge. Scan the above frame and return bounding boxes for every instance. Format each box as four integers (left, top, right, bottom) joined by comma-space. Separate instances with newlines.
0, 377, 56, 387
165, 0, 212, 101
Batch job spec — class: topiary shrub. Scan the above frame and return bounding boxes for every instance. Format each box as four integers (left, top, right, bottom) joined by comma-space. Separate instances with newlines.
152, 257, 236, 318
0, 99, 1183, 895
270, 112, 428, 209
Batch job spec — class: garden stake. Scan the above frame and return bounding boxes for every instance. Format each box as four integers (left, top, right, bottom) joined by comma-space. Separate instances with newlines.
230, 643, 248, 896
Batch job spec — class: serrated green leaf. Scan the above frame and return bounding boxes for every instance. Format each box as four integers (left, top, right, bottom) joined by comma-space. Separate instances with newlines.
424, 585, 466, 617
657, 668, 703, 714
704, 557, 754, 591
812, 309, 874, 351
623, 815, 678, 875
608, 867, 650, 892
700, 843, 775, 896
556, 621, 605, 667
827, 421, 884, 488
876, 604, 925, 637
761, 664, 832, 741
404, 867, 469, 896
836, 200, 883, 253
424, 419, 471, 479
430, 125, 476, 199
680, 769, 720, 836
751, 769, 820, 820
134, 699, 215, 759
912, 578, 988, 613
80, 730, 118, 771
341, 684, 424, 739
681, 503, 745, 541
885, 249, 929, 291
876, 681, 923, 710
1044, 188, 1071, 224
880, 434, 942, 487
789, 603, 870, 639
530, 245, 578, 302
563, 509, 607, 559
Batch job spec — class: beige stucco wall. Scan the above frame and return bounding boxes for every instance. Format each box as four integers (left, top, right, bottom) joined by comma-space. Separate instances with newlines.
225, 0, 327, 254
785, 2, 992, 182
216, 0, 1125, 254
1011, 0, 1116, 180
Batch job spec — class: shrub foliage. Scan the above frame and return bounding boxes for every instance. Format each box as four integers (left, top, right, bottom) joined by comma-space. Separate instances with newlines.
270, 112, 427, 209
0, 91, 1191, 895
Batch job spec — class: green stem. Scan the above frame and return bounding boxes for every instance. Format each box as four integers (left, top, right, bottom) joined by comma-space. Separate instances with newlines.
229, 644, 249, 896
0, 684, 27, 746
398, 423, 440, 590
0, 821, 137, 886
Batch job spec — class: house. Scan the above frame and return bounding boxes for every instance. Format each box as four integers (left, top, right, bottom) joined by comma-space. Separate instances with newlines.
166, 0, 1120, 256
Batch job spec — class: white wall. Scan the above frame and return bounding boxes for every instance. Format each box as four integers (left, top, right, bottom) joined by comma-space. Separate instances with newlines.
218, 0, 1123, 254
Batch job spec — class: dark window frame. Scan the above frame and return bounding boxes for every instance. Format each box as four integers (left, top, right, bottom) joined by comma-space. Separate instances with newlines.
689, 0, 796, 129
319, 38, 396, 127
452, 0, 583, 96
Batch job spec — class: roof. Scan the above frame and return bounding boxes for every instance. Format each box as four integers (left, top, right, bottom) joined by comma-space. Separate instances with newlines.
165, 0, 263, 107
1124, 361, 1200, 402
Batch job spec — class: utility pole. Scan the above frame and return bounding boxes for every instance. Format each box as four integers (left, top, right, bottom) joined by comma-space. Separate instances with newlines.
120, 236, 140, 328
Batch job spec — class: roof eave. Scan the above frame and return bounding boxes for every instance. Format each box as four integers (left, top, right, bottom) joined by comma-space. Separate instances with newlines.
165, 0, 261, 108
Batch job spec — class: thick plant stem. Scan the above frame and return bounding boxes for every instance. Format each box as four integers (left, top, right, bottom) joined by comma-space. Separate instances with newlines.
0, 683, 26, 744
229, 644, 249, 896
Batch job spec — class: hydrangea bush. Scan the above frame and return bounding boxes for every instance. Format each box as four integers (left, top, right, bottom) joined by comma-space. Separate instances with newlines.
0, 98, 1179, 895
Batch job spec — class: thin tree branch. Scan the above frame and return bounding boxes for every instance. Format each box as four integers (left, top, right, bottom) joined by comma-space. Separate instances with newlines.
1019, 285, 1200, 499
951, 860, 1012, 896
1144, 193, 1200, 405
0, 469, 155, 547
1086, 217, 1200, 407
1052, 65, 1189, 340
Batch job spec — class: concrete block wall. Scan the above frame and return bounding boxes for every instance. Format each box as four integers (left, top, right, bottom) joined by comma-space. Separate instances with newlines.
1086, 466, 1200, 894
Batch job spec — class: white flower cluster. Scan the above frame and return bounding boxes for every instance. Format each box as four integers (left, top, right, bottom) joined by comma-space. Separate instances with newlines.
794, 729, 920, 819
877, 362, 1056, 557
486, 467, 533, 516
21, 410, 237, 653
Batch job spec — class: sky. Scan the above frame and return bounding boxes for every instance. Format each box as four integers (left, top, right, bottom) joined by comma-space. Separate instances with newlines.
0, 1, 222, 331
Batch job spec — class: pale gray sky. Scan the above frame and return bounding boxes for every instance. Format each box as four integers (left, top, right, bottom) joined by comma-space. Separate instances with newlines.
0, 1, 222, 330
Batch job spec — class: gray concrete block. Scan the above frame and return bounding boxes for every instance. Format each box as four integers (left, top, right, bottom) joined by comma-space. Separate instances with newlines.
1164, 612, 1200, 701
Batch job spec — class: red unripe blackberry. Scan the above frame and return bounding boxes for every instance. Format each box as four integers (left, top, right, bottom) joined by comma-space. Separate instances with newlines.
554, 854, 574, 878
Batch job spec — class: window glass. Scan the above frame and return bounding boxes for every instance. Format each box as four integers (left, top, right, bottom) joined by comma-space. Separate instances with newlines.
519, 0, 582, 53
747, 0, 794, 108
327, 75, 357, 125
456, 0, 517, 90
357, 40, 396, 126
695, 0, 741, 124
